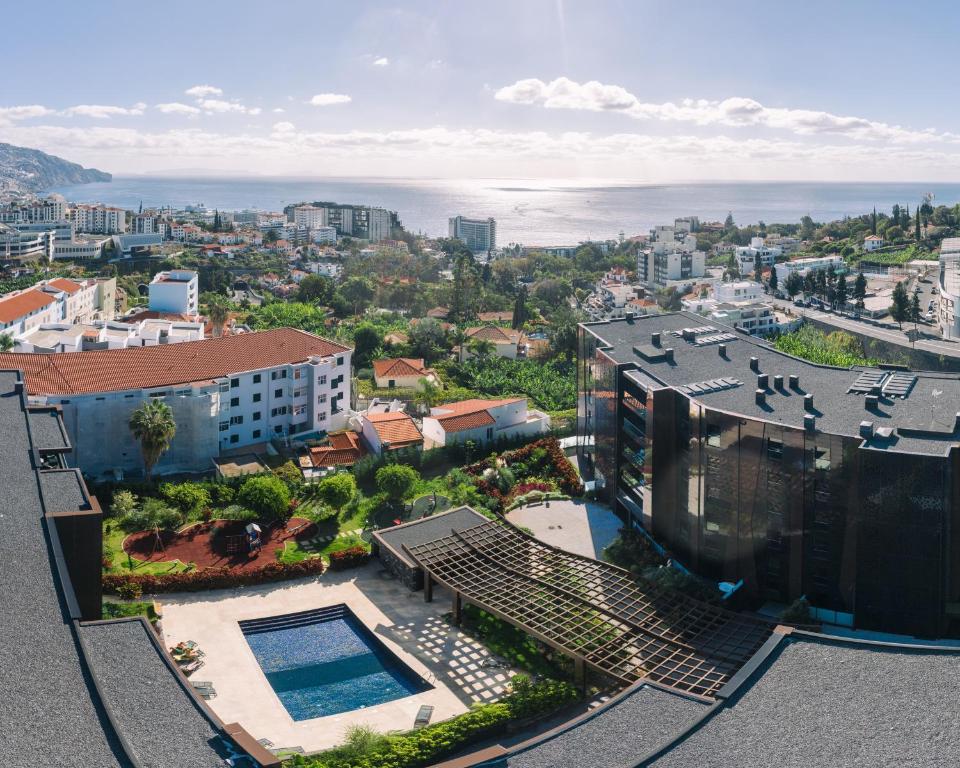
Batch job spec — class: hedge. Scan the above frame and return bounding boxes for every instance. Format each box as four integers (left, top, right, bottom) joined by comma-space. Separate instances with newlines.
290, 676, 577, 768
327, 546, 372, 571
102, 558, 325, 594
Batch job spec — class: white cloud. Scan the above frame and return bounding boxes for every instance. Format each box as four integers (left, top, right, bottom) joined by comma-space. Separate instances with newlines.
309, 93, 352, 107
272, 121, 296, 133
0, 105, 55, 125
373, 57, 390, 67
495, 77, 960, 144
272, 108, 286, 113
61, 103, 146, 118
196, 98, 261, 115
156, 102, 202, 115
185, 85, 222, 98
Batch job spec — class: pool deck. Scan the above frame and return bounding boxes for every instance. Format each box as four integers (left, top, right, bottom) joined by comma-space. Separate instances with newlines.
158, 563, 516, 754
506, 499, 622, 560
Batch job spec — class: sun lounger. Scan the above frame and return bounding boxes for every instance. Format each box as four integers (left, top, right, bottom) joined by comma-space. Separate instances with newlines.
414, 705, 434, 728
181, 659, 204, 676
190, 680, 214, 689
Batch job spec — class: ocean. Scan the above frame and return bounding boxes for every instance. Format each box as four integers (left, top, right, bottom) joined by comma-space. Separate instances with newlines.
48, 177, 960, 247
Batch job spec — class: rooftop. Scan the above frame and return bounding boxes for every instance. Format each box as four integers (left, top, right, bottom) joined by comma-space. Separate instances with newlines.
372, 506, 490, 568
309, 430, 366, 466
0, 327, 349, 395
364, 410, 424, 448
583, 312, 960, 456
0, 289, 55, 323
372, 357, 432, 379
430, 398, 523, 433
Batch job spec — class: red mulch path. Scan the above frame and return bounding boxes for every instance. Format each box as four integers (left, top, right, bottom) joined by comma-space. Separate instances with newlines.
122, 517, 317, 573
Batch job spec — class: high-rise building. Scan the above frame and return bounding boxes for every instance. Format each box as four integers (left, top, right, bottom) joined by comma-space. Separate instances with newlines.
939, 237, 960, 339
149, 269, 198, 315
293, 205, 327, 230
72, 204, 127, 234
448, 215, 496, 254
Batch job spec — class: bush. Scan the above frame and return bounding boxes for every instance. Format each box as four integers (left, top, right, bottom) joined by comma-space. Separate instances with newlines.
782, 596, 812, 624
219, 504, 259, 523
159, 482, 211, 518
327, 545, 371, 571
109, 490, 138, 519
273, 460, 304, 491
102, 557, 326, 594
237, 474, 291, 523
603, 528, 666, 574
116, 581, 143, 600
206, 483, 235, 505
120, 497, 183, 534
375, 464, 420, 502
316, 473, 357, 514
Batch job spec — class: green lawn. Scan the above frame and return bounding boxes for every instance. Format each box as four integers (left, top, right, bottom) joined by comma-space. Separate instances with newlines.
102, 599, 160, 624
102, 523, 194, 575
460, 604, 567, 680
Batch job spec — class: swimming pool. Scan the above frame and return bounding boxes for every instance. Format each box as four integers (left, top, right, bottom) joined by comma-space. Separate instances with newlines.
239, 604, 431, 721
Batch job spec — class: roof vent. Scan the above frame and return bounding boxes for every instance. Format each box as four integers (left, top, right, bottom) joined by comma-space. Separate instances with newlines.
755, 389, 766, 406
773, 375, 784, 390
804, 414, 816, 432
788, 374, 799, 390
749, 356, 759, 372
664, 347, 674, 362
651, 332, 661, 347
682, 328, 695, 341
865, 394, 879, 409
804, 393, 814, 411
625, 311, 635, 322
718, 343, 727, 357
757, 373, 768, 390
859, 421, 874, 438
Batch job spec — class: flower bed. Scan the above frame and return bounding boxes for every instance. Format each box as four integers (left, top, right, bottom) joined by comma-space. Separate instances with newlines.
327, 545, 371, 571
103, 557, 325, 595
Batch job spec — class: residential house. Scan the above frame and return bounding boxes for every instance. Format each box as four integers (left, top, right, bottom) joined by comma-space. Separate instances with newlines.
372, 358, 440, 389
421, 397, 550, 448
307, 430, 366, 469
863, 234, 885, 252
460, 325, 525, 361
360, 411, 424, 455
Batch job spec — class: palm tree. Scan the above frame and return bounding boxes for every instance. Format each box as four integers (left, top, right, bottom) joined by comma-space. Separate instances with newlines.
129, 400, 176, 481
414, 377, 441, 413
0, 333, 13, 352
204, 294, 231, 338
468, 338, 496, 361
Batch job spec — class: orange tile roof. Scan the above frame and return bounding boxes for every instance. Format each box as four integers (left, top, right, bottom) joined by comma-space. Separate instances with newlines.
477, 311, 514, 323
465, 326, 521, 344
309, 430, 366, 466
0, 290, 56, 324
426, 306, 449, 318
47, 278, 83, 294
372, 357, 429, 379
0, 328, 349, 396
430, 397, 522, 433
365, 411, 423, 448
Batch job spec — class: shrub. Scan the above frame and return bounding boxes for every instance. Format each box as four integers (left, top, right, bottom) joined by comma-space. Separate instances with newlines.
328, 545, 371, 571
206, 483, 235, 505
116, 581, 143, 600
109, 489, 138, 519
237, 474, 291, 523
120, 497, 183, 534
603, 528, 666, 574
102, 557, 326, 595
220, 504, 259, 523
782, 596, 812, 624
273, 460, 304, 491
316, 473, 357, 515
375, 464, 419, 502
159, 482, 211, 518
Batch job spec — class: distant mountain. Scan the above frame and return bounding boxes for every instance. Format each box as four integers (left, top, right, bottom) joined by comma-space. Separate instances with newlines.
0, 142, 111, 196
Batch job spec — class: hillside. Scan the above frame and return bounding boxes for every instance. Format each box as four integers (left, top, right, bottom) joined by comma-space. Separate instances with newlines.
0, 142, 111, 196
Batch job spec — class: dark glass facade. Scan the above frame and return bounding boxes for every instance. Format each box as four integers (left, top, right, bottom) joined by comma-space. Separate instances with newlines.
577, 325, 960, 638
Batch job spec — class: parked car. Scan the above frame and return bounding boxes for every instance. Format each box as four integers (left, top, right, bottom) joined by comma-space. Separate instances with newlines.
925, 311, 935, 322
794, 299, 804, 307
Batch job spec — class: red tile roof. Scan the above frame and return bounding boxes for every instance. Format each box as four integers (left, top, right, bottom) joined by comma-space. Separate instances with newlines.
0, 328, 349, 396
365, 411, 423, 448
465, 326, 522, 344
430, 398, 522, 433
309, 431, 366, 466
372, 357, 429, 379
47, 278, 83, 295
0, 290, 56, 324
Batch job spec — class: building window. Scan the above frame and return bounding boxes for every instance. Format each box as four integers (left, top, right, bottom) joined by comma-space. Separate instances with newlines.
230, 434, 239, 444
274, 425, 283, 434
294, 368, 302, 380
253, 393, 261, 403
219, 421, 229, 432
230, 378, 239, 388
274, 388, 283, 399
767, 439, 783, 461
231, 415, 243, 425
230, 396, 239, 407
253, 411, 262, 421
318, 394, 327, 404
253, 429, 261, 439
486, 427, 494, 440
706, 424, 721, 447
253, 373, 262, 384
336, 356, 344, 366
319, 375, 327, 386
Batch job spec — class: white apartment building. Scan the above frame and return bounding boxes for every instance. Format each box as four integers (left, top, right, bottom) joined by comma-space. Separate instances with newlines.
293, 205, 327, 229
0, 328, 353, 478
72, 204, 127, 235
367, 207, 393, 243
938, 237, 960, 339
638, 224, 706, 287
449, 216, 496, 254
311, 226, 337, 244
774, 254, 847, 284
132, 214, 166, 236
421, 398, 550, 448
305, 261, 342, 279
14, 316, 204, 353
149, 269, 198, 315
714, 280, 764, 303
709, 302, 777, 336
0, 277, 115, 336
0, 223, 55, 262
735, 237, 783, 275
0, 195, 67, 224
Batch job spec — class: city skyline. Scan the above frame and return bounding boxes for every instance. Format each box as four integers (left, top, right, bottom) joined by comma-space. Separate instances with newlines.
4, 0, 960, 181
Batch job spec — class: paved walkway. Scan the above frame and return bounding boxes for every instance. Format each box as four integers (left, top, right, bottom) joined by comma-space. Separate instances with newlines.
506, 499, 621, 560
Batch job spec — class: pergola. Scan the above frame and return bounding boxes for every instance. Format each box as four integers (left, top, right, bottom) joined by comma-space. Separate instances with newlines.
404, 520, 773, 697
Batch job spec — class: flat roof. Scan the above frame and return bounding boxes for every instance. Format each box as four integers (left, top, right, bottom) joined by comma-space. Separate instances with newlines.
27, 406, 70, 450
647, 633, 960, 767
583, 312, 960, 456
373, 506, 490, 568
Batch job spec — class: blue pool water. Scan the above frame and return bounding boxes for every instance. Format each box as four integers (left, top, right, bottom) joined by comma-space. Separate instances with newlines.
240, 605, 431, 721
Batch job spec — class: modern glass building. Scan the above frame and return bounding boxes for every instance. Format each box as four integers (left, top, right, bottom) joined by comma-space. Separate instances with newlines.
578, 312, 960, 638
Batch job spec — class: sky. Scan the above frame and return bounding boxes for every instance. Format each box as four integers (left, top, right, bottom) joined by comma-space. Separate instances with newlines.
4, 0, 960, 182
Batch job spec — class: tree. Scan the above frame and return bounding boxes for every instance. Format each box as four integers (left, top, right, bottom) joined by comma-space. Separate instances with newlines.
468, 337, 496, 360
159, 482, 211, 518
853, 271, 867, 315
129, 400, 176, 481
724, 252, 740, 280
449, 253, 478, 322
407, 319, 448, 365
414, 377, 442, 412
352, 323, 382, 369
297, 274, 335, 305
110, 489, 138, 518
340, 277, 375, 316
871, 207, 877, 235
784, 271, 803, 299
237, 474, 291, 523
768, 265, 778, 293
120, 497, 182, 535
0, 332, 12, 352
202, 293, 231, 338
724, 212, 735, 229
892, 203, 901, 225
910, 286, 922, 332
915, 207, 922, 241
799, 215, 816, 241
376, 464, 419, 503
316, 473, 356, 515
512, 283, 530, 329
834, 273, 848, 311
889, 281, 910, 330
